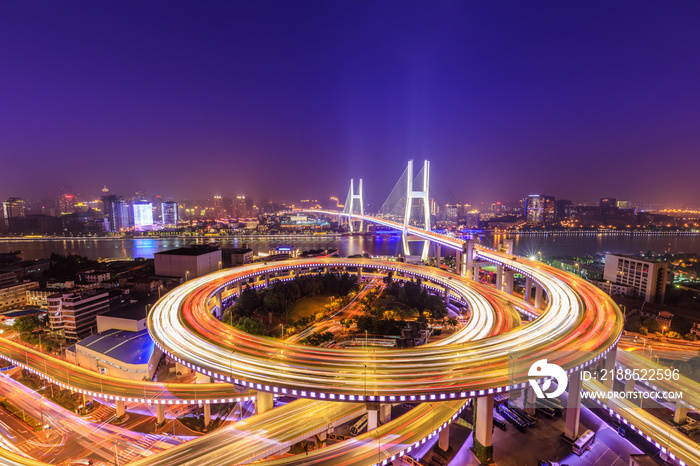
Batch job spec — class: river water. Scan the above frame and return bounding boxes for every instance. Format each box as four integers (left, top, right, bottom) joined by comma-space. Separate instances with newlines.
0, 232, 699, 261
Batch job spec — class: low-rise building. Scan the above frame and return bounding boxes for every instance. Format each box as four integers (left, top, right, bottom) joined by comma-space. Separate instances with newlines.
0, 282, 39, 312
154, 245, 222, 280
592, 280, 634, 297
603, 254, 669, 304
26, 288, 55, 310
96, 301, 149, 333
66, 328, 160, 381
222, 247, 253, 267
47, 290, 110, 341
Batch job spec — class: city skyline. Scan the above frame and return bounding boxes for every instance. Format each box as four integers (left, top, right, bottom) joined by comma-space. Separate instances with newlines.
2, 2, 700, 205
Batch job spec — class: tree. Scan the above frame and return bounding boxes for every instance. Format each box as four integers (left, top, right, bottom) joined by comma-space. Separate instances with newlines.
356, 315, 375, 333
13, 314, 44, 335
232, 317, 267, 336
638, 326, 648, 336
447, 317, 458, 327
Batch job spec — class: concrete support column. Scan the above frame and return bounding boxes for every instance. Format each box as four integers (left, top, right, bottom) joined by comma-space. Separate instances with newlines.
565, 370, 582, 441
465, 240, 474, 279
535, 284, 543, 309
496, 264, 504, 291
455, 250, 462, 275
237, 281, 242, 296
624, 377, 636, 394
472, 394, 494, 464
255, 392, 274, 415
472, 264, 479, 282
674, 402, 688, 425
505, 270, 514, 295
357, 267, 362, 281
524, 277, 532, 303
203, 403, 211, 427
116, 400, 125, 418
156, 404, 165, 425
379, 403, 391, 424
602, 347, 617, 390
438, 424, 450, 451
175, 362, 188, 375
503, 238, 514, 255
524, 386, 537, 415
436, 244, 441, 267
215, 291, 222, 320
366, 401, 379, 431
265, 274, 270, 287
444, 287, 450, 305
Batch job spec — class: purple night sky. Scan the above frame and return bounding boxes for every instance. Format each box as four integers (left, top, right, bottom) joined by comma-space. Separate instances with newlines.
1, 1, 699, 206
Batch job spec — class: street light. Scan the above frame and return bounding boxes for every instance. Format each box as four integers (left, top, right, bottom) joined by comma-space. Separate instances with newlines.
185, 271, 190, 282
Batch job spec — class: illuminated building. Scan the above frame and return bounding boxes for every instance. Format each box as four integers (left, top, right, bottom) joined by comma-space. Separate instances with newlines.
162, 201, 179, 227
102, 195, 130, 232
133, 202, 154, 231
524, 194, 555, 224
603, 254, 668, 304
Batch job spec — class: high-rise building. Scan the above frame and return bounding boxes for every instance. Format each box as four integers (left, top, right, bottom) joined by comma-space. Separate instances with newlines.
524, 195, 555, 224
555, 200, 574, 221
102, 195, 130, 232
133, 202, 154, 231
603, 254, 668, 304
233, 196, 248, 218
47, 290, 111, 341
162, 202, 179, 228
465, 211, 480, 229
59, 194, 75, 214
3, 197, 25, 219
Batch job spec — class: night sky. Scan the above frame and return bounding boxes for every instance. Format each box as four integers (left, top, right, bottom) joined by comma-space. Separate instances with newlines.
1, 1, 700, 207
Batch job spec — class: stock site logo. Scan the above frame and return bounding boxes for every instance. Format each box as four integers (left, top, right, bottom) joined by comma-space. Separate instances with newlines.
528, 359, 568, 399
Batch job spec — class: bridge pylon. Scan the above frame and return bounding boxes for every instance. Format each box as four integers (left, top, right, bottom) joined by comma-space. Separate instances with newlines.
402, 160, 431, 261
343, 178, 364, 232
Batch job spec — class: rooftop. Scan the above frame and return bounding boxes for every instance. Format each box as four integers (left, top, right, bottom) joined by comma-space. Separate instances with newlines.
155, 246, 221, 257
77, 328, 154, 365
101, 296, 160, 321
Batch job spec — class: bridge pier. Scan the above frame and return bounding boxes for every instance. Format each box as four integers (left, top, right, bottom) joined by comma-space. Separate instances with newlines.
535, 284, 543, 309
237, 281, 242, 296
203, 403, 211, 427
366, 401, 379, 431
674, 402, 688, 425
602, 347, 617, 390
176, 361, 188, 375
472, 394, 494, 464
524, 277, 532, 303
496, 264, 504, 292
379, 403, 391, 424
502, 238, 514, 255
256, 392, 274, 415
505, 270, 514, 295
214, 291, 223, 320
564, 369, 582, 441
156, 404, 165, 425
444, 287, 450, 305
357, 267, 362, 281
465, 240, 474, 279
524, 386, 537, 415
116, 399, 125, 418
435, 244, 441, 267
265, 273, 270, 287
472, 263, 480, 282
438, 424, 450, 451
455, 249, 462, 275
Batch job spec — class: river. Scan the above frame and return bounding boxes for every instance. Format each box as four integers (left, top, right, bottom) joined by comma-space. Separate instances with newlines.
0, 232, 699, 261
